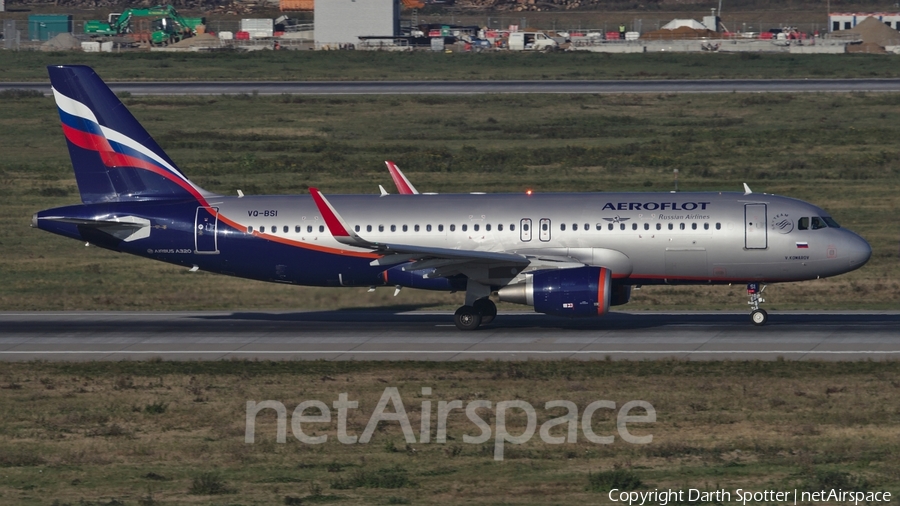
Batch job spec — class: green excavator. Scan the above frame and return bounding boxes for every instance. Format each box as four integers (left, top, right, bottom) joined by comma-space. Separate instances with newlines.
85, 5, 205, 46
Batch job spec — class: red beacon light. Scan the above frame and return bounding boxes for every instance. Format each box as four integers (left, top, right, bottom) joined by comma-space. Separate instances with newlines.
525, 189, 533, 196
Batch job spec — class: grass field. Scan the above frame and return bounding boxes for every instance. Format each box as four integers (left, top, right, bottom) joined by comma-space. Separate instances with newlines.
4, 52, 900, 82
1, 360, 898, 505
1, 89, 897, 311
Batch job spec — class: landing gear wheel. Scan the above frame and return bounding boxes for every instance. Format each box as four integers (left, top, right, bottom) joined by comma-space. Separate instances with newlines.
454, 305, 482, 331
751, 309, 768, 326
473, 299, 497, 325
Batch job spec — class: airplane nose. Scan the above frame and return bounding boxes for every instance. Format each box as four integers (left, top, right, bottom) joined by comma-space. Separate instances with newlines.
846, 233, 872, 268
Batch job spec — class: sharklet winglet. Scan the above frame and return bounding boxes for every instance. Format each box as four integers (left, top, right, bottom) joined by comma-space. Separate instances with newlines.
385, 161, 419, 195
309, 188, 373, 248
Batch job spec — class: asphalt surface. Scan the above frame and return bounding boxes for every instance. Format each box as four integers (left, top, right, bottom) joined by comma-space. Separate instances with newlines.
5, 79, 900, 95
1, 311, 898, 361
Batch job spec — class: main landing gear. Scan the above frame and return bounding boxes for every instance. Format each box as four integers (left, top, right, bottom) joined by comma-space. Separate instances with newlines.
454, 298, 497, 331
747, 282, 768, 326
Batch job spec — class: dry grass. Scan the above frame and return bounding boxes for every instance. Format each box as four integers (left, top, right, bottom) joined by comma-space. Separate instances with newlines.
1, 92, 898, 311
0, 361, 898, 504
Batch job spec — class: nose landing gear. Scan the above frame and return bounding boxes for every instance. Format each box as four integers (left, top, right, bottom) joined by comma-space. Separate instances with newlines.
747, 283, 768, 326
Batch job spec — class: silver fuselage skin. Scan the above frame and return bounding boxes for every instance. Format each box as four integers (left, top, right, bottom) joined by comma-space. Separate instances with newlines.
220, 191, 870, 286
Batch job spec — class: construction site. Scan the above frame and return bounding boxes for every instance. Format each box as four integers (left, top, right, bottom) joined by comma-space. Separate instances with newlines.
3, 0, 900, 54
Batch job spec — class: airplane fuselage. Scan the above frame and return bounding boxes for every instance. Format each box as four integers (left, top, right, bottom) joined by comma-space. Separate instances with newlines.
35, 191, 871, 290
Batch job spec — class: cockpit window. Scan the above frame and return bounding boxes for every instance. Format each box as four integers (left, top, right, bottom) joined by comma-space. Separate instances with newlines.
797, 217, 809, 230
822, 216, 841, 228
811, 217, 827, 230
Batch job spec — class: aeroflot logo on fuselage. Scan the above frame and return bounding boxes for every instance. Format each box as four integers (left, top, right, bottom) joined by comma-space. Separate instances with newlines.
601, 202, 712, 211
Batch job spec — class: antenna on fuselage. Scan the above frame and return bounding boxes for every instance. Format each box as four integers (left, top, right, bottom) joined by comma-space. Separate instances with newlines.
743, 183, 752, 195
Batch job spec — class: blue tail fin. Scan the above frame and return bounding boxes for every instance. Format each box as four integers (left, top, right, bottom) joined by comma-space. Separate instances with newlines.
48, 65, 213, 204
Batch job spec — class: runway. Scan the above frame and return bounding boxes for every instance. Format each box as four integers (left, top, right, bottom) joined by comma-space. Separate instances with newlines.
4, 79, 900, 95
1, 311, 898, 361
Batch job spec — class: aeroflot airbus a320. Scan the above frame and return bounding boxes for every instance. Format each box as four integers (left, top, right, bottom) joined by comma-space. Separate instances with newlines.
33, 66, 872, 330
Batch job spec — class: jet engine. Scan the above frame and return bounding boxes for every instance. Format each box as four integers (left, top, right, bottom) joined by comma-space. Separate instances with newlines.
497, 266, 612, 317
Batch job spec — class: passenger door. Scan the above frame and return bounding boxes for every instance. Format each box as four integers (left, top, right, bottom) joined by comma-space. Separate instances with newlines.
744, 203, 767, 249
195, 206, 219, 254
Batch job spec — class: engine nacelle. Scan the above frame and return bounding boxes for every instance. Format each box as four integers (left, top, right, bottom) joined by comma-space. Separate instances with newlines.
498, 266, 611, 317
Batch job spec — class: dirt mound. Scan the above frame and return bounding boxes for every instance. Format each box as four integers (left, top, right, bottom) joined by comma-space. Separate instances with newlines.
168, 33, 221, 48
847, 41, 888, 53
641, 26, 719, 40
41, 32, 81, 51
848, 16, 900, 46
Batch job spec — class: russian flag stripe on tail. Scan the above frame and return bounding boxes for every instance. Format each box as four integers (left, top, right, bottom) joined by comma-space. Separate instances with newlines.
796, 242, 809, 249
48, 65, 214, 204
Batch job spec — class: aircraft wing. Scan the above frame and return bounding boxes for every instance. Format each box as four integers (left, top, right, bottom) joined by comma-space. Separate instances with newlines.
309, 188, 529, 270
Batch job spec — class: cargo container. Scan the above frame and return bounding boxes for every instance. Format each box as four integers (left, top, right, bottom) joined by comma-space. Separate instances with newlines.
240, 18, 273, 38
280, 0, 313, 11
29, 14, 73, 41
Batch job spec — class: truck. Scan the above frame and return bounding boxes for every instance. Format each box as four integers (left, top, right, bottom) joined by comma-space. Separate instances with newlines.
508, 31, 558, 51
85, 6, 205, 46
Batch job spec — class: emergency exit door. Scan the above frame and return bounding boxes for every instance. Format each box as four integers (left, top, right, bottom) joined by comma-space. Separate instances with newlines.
195, 206, 219, 254
520, 218, 532, 242
744, 203, 767, 249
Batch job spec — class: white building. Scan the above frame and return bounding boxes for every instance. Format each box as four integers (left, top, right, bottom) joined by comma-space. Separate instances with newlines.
829, 12, 900, 31
315, 0, 400, 48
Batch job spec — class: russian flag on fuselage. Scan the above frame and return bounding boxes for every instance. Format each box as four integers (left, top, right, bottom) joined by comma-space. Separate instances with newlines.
48, 65, 211, 204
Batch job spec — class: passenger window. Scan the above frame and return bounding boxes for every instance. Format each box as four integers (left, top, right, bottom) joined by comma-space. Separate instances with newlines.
703, 223, 709, 230
620, 224, 626, 230
391, 225, 397, 232
367, 225, 372, 232
415, 225, 420, 232
644, 223, 650, 230
354, 225, 360, 232
596, 224, 602, 231
715, 223, 721, 230
247, 226, 253, 233
450, 224, 456, 232
584, 223, 589, 231
283, 226, 288, 233
319, 225, 324, 233
426, 224, 432, 232
522, 224, 528, 231
462, 224, 468, 232
307, 225, 313, 233
378, 225, 384, 232
691, 223, 697, 230
401, 225, 406, 232
811, 217, 827, 230
542, 223, 548, 231
498, 224, 503, 231
608, 224, 613, 231
572, 223, 578, 231
560, 223, 566, 231
485, 224, 491, 231
296, 225, 302, 233
680, 223, 685, 230
271, 226, 276, 233
632, 223, 637, 230
510, 224, 515, 231
474, 224, 479, 232
668, 223, 674, 230
438, 224, 444, 232
656, 223, 661, 230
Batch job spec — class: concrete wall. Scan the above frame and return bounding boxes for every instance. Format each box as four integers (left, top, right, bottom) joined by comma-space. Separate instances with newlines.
315, 0, 399, 48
